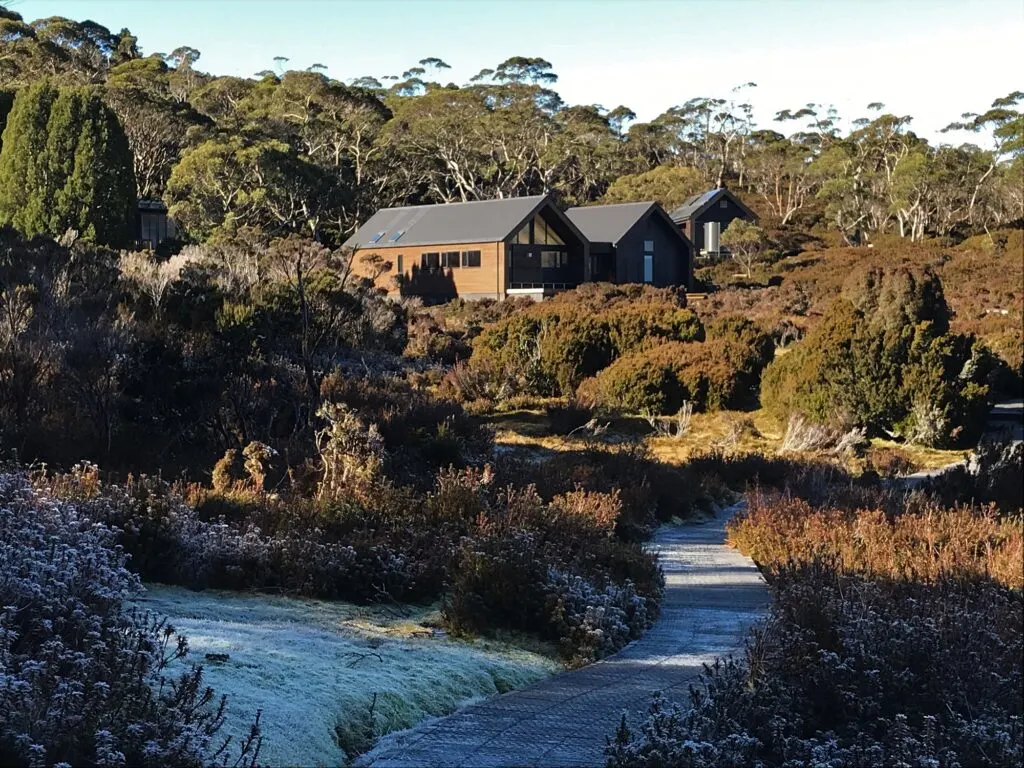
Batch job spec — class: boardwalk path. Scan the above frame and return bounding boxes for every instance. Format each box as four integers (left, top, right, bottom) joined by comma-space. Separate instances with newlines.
358, 505, 768, 768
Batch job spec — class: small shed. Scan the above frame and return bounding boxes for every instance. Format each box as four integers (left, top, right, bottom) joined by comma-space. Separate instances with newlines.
669, 187, 757, 257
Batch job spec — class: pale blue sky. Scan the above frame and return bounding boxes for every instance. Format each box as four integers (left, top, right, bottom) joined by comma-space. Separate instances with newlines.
11, 0, 1024, 142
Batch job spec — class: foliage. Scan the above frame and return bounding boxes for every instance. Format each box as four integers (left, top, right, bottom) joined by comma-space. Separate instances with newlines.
1, 7, 1021, 247
578, 336, 769, 415
729, 491, 1023, 587
442, 483, 661, 667
165, 136, 340, 242
0, 471, 262, 767
0, 80, 136, 247
545, 397, 596, 436
607, 569, 1023, 768
467, 285, 702, 399
761, 265, 994, 446
610, 488, 1023, 768
922, 439, 1024, 512
34, 452, 661, 665
719, 218, 767, 277
0, 225, 412, 479
600, 165, 704, 211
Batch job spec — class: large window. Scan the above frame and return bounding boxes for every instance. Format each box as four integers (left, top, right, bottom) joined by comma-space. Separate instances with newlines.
541, 250, 567, 269
461, 250, 481, 268
441, 251, 460, 269
421, 252, 440, 271
512, 215, 565, 246
534, 216, 564, 245
643, 239, 654, 283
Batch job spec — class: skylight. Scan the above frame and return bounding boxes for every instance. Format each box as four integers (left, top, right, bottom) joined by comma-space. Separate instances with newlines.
388, 230, 405, 243
368, 231, 385, 244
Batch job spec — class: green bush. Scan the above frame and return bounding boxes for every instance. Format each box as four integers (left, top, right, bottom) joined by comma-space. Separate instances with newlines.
468, 286, 703, 398
578, 336, 768, 415
761, 266, 993, 446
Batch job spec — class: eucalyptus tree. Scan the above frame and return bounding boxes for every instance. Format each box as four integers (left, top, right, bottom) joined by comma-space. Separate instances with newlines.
743, 129, 815, 225
105, 56, 209, 198
942, 91, 1024, 226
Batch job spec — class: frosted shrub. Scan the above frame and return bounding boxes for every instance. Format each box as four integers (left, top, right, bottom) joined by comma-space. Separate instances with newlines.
903, 399, 949, 446
607, 568, 1023, 768
0, 472, 261, 767
444, 523, 659, 666
545, 570, 652, 665
45, 468, 415, 602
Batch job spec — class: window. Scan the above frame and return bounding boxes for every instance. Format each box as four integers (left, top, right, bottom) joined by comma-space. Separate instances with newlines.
719, 200, 728, 209
441, 251, 460, 269
534, 216, 564, 245
643, 253, 653, 283
540, 250, 568, 269
513, 215, 565, 246
421, 252, 440, 271
396, 254, 403, 275
643, 240, 654, 252
461, 250, 481, 268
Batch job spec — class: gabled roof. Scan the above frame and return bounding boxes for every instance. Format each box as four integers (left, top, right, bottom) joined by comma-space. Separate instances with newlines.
565, 201, 693, 252
564, 202, 657, 244
344, 194, 552, 249
668, 187, 758, 223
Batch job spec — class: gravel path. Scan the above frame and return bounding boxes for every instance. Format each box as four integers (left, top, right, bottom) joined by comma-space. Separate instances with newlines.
357, 504, 768, 768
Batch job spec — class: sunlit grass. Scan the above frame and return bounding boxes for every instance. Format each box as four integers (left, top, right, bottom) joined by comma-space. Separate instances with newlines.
489, 406, 965, 477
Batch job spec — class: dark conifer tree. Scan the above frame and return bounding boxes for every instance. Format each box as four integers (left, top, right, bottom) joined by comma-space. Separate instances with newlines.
0, 81, 136, 247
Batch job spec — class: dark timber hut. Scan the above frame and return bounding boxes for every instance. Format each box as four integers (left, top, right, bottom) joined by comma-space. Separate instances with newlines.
669, 187, 757, 257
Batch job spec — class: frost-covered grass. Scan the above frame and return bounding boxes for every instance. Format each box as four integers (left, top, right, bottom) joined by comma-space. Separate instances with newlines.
134, 585, 561, 767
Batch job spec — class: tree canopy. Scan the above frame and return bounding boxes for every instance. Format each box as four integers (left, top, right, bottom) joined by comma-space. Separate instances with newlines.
0, 79, 136, 247
0, 6, 1020, 248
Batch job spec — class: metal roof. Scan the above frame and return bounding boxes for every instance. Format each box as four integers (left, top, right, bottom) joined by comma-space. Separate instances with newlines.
668, 187, 758, 223
343, 194, 550, 249
563, 202, 658, 244
669, 189, 723, 221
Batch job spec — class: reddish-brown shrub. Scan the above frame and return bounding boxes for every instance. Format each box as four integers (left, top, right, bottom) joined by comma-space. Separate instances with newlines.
728, 492, 1024, 588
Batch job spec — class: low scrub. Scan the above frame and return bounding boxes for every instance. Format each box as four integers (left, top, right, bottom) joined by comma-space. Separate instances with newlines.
0, 471, 261, 768
36, 460, 662, 666
729, 492, 1023, 587
608, 487, 1024, 767
463, 287, 703, 399
922, 439, 1024, 512
607, 569, 1023, 768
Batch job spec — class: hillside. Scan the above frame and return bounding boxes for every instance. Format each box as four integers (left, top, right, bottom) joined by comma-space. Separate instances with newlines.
695, 229, 1024, 376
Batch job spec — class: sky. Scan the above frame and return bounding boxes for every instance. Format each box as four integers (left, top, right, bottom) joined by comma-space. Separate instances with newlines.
11, 0, 1024, 143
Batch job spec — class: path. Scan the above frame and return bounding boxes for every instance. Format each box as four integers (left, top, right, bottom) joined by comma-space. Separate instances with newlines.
902, 400, 1024, 487
986, 400, 1023, 443
357, 505, 768, 768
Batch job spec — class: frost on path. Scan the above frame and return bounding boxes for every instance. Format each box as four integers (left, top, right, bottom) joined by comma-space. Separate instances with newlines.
357, 505, 769, 768
134, 586, 559, 767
